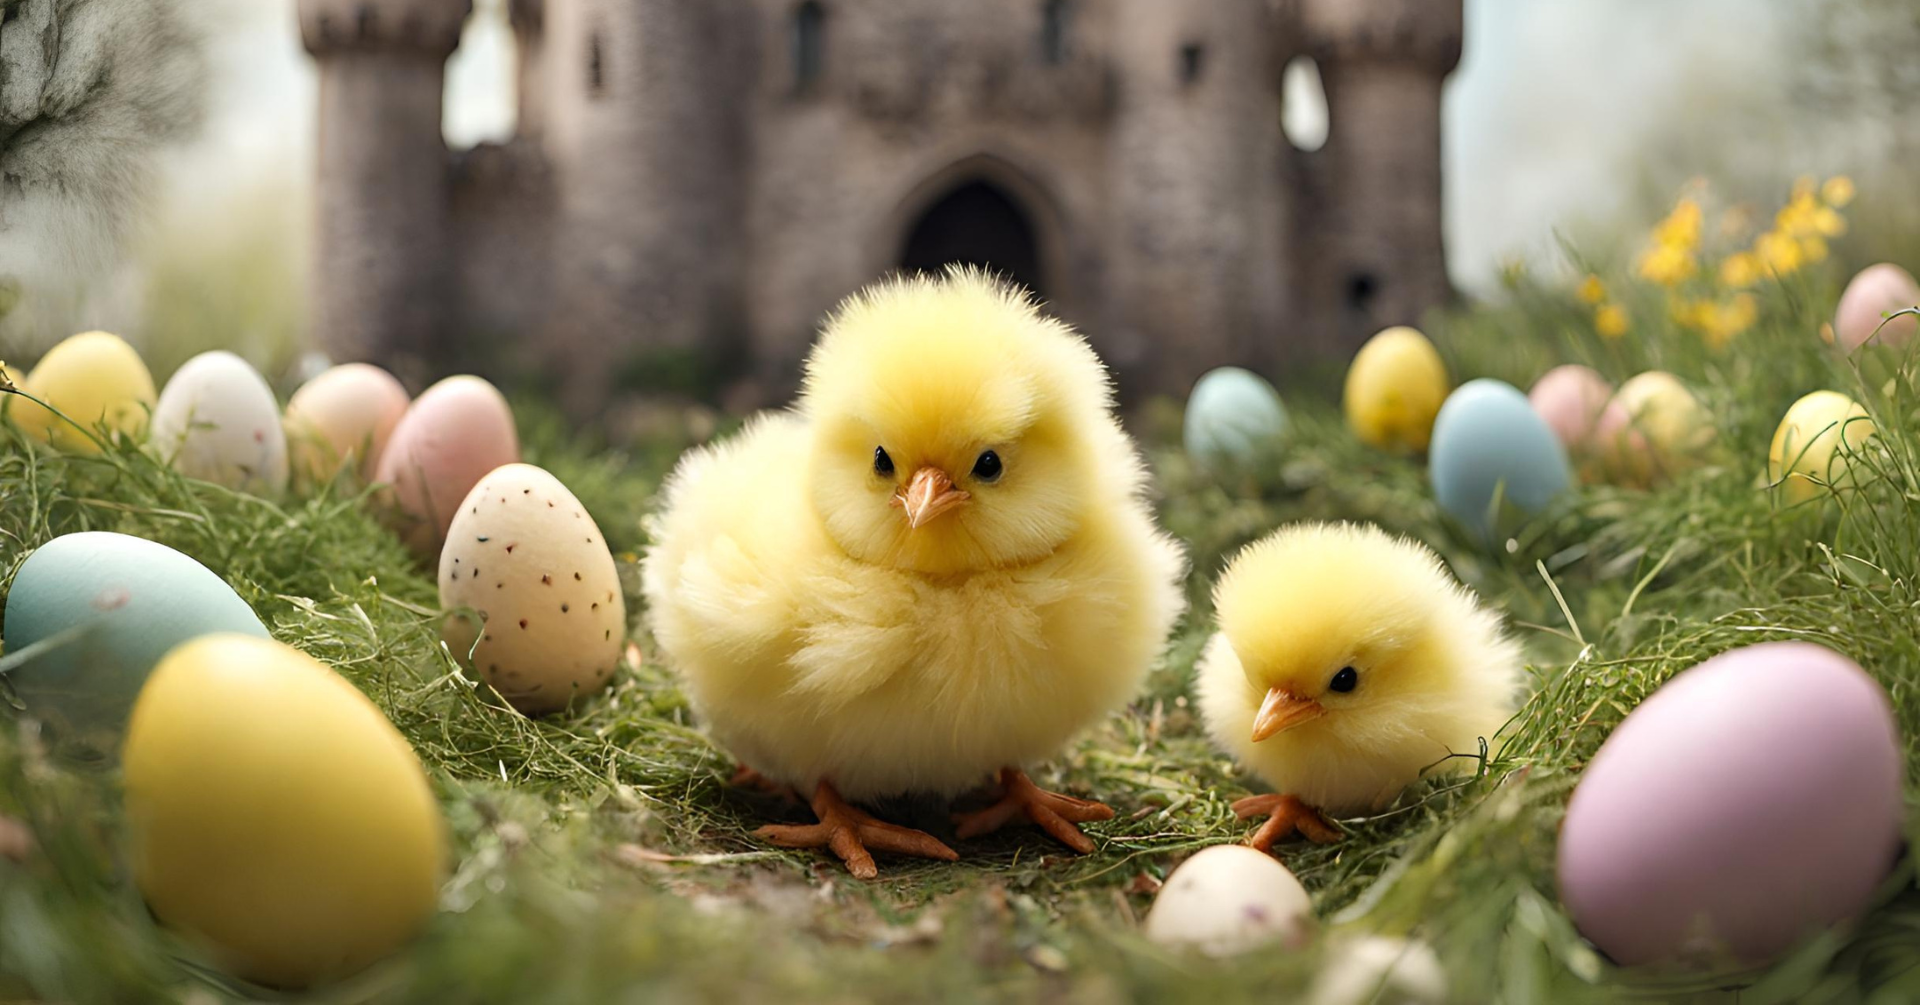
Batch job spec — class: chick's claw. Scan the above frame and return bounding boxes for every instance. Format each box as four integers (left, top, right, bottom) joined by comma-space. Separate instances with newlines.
952, 768, 1115, 854
1232, 793, 1343, 853
755, 782, 958, 879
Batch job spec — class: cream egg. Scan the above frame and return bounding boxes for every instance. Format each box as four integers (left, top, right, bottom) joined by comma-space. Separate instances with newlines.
438, 463, 624, 715
1142, 844, 1314, 956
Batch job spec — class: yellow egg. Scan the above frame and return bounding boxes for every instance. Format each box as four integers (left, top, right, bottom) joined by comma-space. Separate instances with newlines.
9, 331, 156, 454
1593, 371, 1715, 488
1769, 391, 1872, 505
122, 634, 445, 988
1343, 326, 1450, 453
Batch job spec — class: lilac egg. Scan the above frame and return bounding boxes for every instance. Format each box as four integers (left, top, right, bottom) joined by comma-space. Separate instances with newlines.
1558, 642, 1903, 967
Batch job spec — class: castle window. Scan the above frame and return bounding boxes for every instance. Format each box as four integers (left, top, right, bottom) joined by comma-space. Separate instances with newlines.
1040, 0, 1069, 65
793, 1, 826, 93
1179, 43, 1205, 86
586, 27, 606, 98
1282, 55, 1329, 151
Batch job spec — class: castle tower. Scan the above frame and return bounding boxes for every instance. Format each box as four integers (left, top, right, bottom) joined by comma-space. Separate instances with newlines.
298, 0, 471, 369
1296, 0, 1461, 355
537, 0, 751, 400
1105, 0, 1289, 393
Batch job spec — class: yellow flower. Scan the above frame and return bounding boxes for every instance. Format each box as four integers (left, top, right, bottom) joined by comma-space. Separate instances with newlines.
1810, 205, 1846, 238
1577, 274, 1607, 304
1637, 242, 1697, 286
1652, 198, 1704, 250
1595, 302, 1629, 339
1792, 176, 1817, 202
1800, 234, 1829, 263
1822, 175, 1855, 207
1719, 252, 1759, 289
1755, 230, 1804, 275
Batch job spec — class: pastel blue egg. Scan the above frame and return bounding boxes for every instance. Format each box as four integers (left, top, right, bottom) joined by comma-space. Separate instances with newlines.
1, 532, 268, 747
1429, 379, 1572, 541
1183, 367, 1289, 470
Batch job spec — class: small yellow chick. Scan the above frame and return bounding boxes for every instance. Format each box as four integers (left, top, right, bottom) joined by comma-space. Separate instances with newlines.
1196, 522, 1521, 852
643, 268, 1186, 877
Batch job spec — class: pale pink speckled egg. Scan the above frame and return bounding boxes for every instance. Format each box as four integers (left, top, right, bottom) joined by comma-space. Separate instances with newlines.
374, 376, 519, 560
1834, 263, 1920, 351
1528, 365, 1614, 453
1558, 642, 1903, 967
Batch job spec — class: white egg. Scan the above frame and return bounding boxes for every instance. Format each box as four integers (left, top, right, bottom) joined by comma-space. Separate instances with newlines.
149, 351, 289, 496
1142, 844, 1314, 956
1307, 935, 1448, 1005
438, 463, 625, 716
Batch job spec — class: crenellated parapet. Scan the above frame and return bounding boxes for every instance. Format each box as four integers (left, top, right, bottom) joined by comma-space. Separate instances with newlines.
1297, 0, 1461, 72
297, 0, 470, 57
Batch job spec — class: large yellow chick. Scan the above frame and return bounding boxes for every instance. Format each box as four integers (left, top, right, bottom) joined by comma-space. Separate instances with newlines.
1197, 522, 1521, 853
643, 268, 1186, 878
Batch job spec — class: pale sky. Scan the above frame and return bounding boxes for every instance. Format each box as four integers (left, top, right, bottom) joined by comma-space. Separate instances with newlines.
178, 0, 1810, 296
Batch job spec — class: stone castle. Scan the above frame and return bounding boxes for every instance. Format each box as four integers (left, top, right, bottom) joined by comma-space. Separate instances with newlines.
297, 0, 1461, 404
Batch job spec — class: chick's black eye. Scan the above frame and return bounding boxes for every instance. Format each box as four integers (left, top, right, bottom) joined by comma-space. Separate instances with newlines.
873, 447, 894, 477
971, 449, 1003, 482
1329, 666, 1358, 693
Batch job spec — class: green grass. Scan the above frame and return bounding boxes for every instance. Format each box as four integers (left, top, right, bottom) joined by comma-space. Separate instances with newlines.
2, 268, 1919, 1003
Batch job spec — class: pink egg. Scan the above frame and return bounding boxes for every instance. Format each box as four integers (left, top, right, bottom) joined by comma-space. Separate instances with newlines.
1558, 642, 1903, 967
373, 376, 519, 559
1834, 263, 1920, 350
284, 363, 411, 485
1528, 365, 1614, 452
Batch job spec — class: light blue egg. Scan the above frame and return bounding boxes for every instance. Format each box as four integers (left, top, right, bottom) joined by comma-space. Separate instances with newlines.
1183, 367, 1289, 470
1, 532, 268, 748
1429, 379, 1572, 541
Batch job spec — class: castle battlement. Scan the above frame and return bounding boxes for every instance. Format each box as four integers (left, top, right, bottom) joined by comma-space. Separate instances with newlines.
300, 0, 1462, 406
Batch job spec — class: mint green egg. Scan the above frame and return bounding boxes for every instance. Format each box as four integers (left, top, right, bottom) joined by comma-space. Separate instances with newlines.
1184, 367, 1289, 471
1, 532, 268, 748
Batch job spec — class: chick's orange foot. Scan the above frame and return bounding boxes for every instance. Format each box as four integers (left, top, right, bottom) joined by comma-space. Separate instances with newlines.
1233, 793, 1343, 854
755, 781, 958, 879
729, 764, 797, 799
952, 767, 1115, 854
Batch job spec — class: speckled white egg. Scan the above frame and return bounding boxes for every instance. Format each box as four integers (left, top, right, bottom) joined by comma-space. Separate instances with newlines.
1142, 844, 1314, 956
438, 463, 624, 716
284, 363, 410, 487
376, 376, 519, 560
149, 351, 289, 496
1183, 367, 1290, 471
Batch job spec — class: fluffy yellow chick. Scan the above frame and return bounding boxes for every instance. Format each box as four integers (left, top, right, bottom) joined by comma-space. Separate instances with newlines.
642, 268, 1186, 877
1196, 522, 1521, 852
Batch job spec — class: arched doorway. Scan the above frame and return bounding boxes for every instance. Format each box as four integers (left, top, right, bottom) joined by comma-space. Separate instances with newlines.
897, 180, 1047, 300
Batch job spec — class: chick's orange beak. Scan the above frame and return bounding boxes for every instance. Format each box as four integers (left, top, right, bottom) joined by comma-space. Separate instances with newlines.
892, 466, 970, 529
1251, 686, 1325, 742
